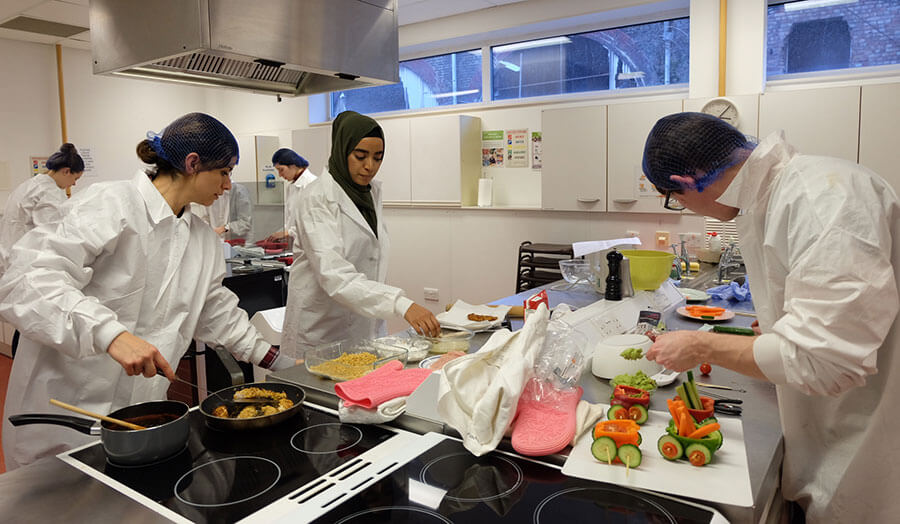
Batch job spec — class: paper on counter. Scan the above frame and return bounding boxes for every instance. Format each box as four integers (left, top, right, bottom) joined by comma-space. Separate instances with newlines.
572, 237, 642, 257
437, 300, 511, 331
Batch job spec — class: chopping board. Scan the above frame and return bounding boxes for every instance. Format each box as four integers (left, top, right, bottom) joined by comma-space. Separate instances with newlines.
562, 406, 753, 507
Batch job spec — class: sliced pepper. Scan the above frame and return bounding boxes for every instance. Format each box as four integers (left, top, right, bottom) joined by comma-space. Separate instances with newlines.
610, 384, 651, 408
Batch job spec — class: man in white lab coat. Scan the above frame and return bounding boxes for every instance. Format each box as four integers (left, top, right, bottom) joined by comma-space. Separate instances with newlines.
640, 112, 900, 523
0, 113, 293, 470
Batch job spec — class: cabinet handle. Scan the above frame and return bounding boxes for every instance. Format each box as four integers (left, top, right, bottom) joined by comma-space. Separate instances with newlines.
576, 197, 601, 203
613, 198, 637, 204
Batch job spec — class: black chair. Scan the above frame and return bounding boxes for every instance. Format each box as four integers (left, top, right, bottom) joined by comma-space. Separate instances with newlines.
516, 241, 574, 293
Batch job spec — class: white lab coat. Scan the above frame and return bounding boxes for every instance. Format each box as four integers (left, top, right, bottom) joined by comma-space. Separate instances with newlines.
285, 169, 317, 242
0, 171, 275, 470
280, 171, 412, 356
716, 132, 900, 523
0, 173, 66, 274
194, 182, 253, 239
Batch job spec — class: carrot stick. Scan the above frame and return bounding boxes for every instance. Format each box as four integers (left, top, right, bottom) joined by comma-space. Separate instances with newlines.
667, 399, 680, 423
679, 410, 695, 437
688, 422, 721, 440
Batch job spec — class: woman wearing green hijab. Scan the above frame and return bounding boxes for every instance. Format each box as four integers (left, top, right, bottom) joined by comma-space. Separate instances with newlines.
281, 111, 440, 355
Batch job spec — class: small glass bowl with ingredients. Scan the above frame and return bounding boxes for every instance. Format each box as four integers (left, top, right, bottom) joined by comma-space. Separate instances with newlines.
373, 335, 432, 362
305, 338, 408, 382
409, 326, 474, 354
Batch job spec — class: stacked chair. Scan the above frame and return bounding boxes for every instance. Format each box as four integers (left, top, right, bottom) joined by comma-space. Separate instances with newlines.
515, 241, 574, 293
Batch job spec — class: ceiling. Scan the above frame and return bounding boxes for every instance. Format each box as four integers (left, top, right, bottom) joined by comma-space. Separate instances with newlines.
0, 0, 529, 50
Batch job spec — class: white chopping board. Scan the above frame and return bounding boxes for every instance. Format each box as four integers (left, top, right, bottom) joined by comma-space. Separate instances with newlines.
562, 406, 753, 507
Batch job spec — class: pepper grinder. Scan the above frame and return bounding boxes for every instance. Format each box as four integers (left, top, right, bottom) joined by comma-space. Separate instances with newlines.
605, 249, 624, 301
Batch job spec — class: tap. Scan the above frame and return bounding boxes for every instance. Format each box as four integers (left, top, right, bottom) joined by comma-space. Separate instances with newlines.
716, 243, 743, 284
671, 243, 689, 280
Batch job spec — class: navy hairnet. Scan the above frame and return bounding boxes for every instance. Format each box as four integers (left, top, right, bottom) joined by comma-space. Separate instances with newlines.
642, 112, 752, 193
272, 148, 309, 168
46, 143, 84, 173
147, 113, 238, 173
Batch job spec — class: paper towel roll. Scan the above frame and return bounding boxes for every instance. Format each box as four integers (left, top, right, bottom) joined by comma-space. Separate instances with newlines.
477, 178, 493, 207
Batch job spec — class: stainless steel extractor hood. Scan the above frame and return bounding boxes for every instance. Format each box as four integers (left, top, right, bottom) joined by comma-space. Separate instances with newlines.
89, 0, 399, 96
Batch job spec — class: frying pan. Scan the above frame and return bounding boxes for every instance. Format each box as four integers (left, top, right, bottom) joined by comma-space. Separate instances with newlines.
200, 381, 305, 431
9, 400, 189, 466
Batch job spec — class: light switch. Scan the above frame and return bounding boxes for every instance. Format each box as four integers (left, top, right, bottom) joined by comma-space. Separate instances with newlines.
655, 231, 670, 250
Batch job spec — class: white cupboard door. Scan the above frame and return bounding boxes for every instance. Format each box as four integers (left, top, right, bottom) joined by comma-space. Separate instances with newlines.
378, 119, 412, 202
859, 83, 900, 194
410, 116, 463, 203
758, 86, 860, 162
607, 99, 683, 213
541, 105, 607, 211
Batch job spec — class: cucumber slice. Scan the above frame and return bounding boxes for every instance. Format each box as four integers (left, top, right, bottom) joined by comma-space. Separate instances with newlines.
685, 443, 712, 466
607, 404, 628, 420
628, 404, 649, 425
707, 430, 724, 450
658, 434, 683, 460
591, 436, 618, 463
636, 432, 643, 446
617, 444, 642, 468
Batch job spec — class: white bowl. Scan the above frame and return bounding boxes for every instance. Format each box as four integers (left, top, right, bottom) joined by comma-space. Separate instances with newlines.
591, 333, 662, 379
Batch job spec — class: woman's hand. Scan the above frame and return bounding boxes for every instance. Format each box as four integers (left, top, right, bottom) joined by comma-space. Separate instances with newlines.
751, 320, 762, 335
405, 303, 441, 338
645, 330, 707, 372
213, 225, 227, 235
107, 332, 177, 381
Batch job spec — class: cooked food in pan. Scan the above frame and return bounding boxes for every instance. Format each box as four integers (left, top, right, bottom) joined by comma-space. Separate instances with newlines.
233, 387, 288, 401
211, 388, 295, 419
467, 313, 498, 322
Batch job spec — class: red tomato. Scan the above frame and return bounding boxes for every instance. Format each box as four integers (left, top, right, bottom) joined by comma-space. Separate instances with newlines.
699, 363, 712, 375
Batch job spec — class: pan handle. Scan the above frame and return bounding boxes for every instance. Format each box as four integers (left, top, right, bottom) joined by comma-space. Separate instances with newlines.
8, 414, 100, 435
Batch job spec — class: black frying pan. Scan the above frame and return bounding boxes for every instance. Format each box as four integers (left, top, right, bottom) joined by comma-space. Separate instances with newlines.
200, 381, 305, 431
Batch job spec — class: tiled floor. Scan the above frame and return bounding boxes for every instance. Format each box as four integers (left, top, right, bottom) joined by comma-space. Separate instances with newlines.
0, 350, 12, 474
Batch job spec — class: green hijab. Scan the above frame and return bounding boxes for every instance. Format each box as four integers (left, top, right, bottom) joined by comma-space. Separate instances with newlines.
328, 110, 382, 237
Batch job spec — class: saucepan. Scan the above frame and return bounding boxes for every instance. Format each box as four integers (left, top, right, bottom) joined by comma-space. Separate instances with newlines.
200, 381, 305, 431
9, 400, 190, 466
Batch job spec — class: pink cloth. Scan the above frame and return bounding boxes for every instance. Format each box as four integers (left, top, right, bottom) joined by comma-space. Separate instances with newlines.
335, 360, 433, 409
511, 379, 583, 457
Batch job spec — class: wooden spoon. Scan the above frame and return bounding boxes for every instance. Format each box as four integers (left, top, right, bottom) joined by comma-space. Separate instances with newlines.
49, 398, 146, 430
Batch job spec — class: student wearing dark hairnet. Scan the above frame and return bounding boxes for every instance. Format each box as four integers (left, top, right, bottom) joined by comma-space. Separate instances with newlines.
640, 112, 900, 523
0, 113, 294, 470
267, 147, 317, 244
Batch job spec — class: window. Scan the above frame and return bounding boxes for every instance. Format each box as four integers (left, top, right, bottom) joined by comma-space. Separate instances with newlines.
767, 0, 900, 77
325, 50, 482, 118
491, 17, 689, 101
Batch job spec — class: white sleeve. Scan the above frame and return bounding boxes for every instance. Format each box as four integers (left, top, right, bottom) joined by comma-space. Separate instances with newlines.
297, 191, 412, 320
30, 194, 65, 229
752, 198, 898, 396
227, 185, 252, 237
0, 201, 128, 359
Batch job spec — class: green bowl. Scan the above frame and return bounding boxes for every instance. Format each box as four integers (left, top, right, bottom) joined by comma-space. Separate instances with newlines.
620, 249, 676, 291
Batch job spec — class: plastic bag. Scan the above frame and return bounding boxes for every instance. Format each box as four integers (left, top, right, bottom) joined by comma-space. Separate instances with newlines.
529, 320, 588, 408
706, 279, 752, 301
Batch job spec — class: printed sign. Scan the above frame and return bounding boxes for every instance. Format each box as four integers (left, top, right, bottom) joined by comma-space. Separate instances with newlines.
482, 130, 505, 168
506, 129, 528, 168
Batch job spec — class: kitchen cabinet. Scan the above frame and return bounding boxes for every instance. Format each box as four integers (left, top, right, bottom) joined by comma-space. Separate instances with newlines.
758, 86, 860, 162
408, 114, 481, 205
859, 82, 900, 194
541, 105, 607, 211
607, 99, 684, 213
377, 119, 413, 202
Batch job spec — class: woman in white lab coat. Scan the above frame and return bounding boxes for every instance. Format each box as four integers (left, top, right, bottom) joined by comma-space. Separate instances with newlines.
267, 148, 317, 244
0, 113, 293, 470
640, 112, 900, 523
280, 111, 440, 355
0, 143, 83, 274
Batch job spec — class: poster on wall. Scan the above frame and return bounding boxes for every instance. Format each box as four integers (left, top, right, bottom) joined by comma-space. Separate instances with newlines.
636, 165, 656, 198
531, 131, 542, 170
506, 129, 528, 168
30, 156, 48, 176
481, 130, 505, 168
78, 147, 97, 182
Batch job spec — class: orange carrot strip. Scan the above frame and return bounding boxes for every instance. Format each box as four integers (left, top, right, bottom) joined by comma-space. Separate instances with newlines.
687, 422, 721, 440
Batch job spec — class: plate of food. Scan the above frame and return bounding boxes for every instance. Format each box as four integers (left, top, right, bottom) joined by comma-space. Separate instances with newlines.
436, 299, 511, 331
679, 288, 710, 303
677, 305, 735, 322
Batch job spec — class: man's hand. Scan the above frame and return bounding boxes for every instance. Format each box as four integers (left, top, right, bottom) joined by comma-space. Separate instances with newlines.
107, 332, 177, 381
645, 330, 706, 372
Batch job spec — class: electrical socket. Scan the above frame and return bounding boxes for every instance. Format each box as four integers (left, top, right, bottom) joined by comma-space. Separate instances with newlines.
626, 230, 640, 239
655, 231, 670, 250
423, 287, 440, 301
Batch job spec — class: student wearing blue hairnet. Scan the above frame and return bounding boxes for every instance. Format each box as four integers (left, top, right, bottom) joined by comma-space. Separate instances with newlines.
640, 112, 900, 523
267, 147, 317, 245
0, 113, 295, 470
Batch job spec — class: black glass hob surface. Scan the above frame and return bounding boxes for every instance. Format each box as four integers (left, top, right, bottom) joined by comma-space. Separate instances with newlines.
68, 405, 395, 523
310, 438, 716, 524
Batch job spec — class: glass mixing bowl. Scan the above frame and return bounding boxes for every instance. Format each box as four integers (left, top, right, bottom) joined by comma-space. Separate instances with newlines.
558, 259, 594, 285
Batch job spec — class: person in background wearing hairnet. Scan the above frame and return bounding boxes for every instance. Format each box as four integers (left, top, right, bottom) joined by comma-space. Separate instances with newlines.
640, 112, 900, 524
267, 148, 317, 245
0, 143, 85, 357
193, 181, 253, 241
0, 113, 295, 470
280, 111, 440, 356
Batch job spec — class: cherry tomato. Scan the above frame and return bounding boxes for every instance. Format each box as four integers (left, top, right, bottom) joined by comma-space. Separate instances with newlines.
699, 362, 712, 375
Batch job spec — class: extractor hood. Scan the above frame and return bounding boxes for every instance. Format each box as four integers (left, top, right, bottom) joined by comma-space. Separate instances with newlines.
89, 0, 399, 97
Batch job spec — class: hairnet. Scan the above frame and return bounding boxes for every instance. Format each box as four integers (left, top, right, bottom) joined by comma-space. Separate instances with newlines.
46, 143, 84, 173
272, 148, 309, 168
147, 113, 238, 173
642, 112, 753, 193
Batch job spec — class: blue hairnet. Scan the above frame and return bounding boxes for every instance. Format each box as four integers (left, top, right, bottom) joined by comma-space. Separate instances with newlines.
272, 148, 309, 168
642, 112, 753, 193
46, 143, 85, 173
147, 113, 238, 173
